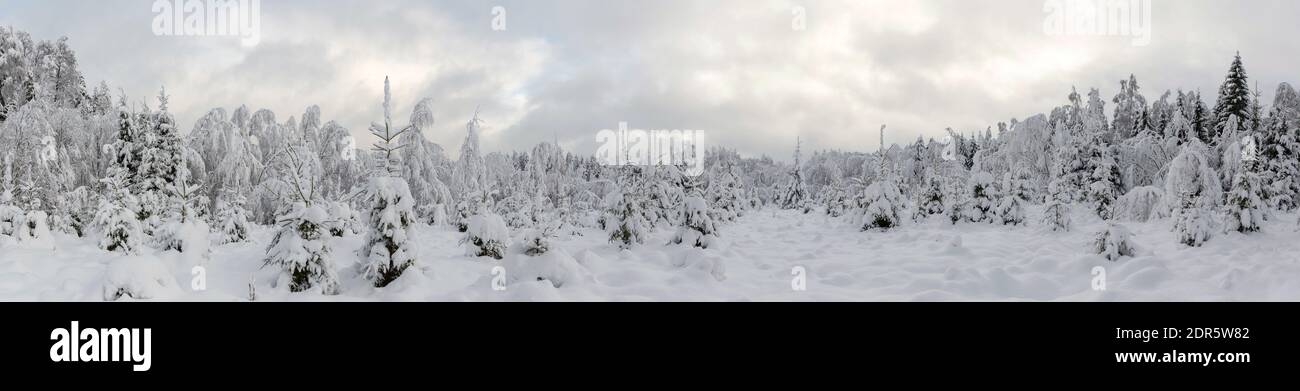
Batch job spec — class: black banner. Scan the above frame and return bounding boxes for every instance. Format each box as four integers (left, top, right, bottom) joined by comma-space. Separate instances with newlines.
0, 303, 1292, 381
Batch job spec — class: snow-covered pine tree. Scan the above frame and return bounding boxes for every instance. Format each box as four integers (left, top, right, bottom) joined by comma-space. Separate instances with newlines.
995, 191, 1025, 226
1111, 74, 1149, 141
1093, 223, 1139, 261
707, 162, 746, 222
262, 143, 339, 294
134, 87, 185, 229
450, 108, 488, 228
1166, 140, 1222, 246
1258, 88, 1300, 210
1002, 163, 1034, 203
912, 167, 946, 221
461, 212, 509, 259
963, 171, 997, 223
672, 191, 719, 248
399, 97, 453, 225
1087, 144, 1123, 220
1224, 138, 1265, 233
361, 77, 419, 288
153, 151, 210, 255
606, 182, 649, 250
0, 161, 21, 241
521, 220, 558, 256
325, 201, 361, 237
94, 169, 143, 254
1213, 52, 1252, 140
1042, 177, 1072, 232
860, 178, 904, 230
214, 191, 250, 244
778, 137, 808, 211
1114, 186, 1166, 222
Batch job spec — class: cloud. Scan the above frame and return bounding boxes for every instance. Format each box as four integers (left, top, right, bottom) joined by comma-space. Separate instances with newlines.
2, 0, 1297, 160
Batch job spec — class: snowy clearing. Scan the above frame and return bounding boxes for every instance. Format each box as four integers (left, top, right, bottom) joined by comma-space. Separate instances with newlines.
5, 206, 1300, 302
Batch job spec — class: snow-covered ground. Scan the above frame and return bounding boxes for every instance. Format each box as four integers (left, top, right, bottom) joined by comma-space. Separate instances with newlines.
4, 206, 1300, 302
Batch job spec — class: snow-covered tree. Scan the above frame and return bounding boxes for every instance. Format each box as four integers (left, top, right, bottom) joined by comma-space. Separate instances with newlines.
912, 169, 946, 221
672, 193, 719, 248
1087, 146, 1123, 220
360, 77, 419, 288
1213, 52, 1252, 139
134, 87, 187, 226
153, 157, 210, 255
1112, 74, 1149, 140
1042, 177, 1072, 232
1113, 186, 1165, 222
707, 162, 747, 222
521, 223, 556, 256
995, 192, 1025, 226
462, 212, 509, 259
961, 171, 998, 223
606, 189, 648, 250
1166, 140, 1221, 246
94, 172, 142, 254
860, 179, 904, 230
264, 203, 339, 294
261, 142, 339, 294
1093, 223, 1139, 261
214, 192, 249, 244
777, 137, 809, 211
1224, 147, 1265, 233
399, 98, 453, 225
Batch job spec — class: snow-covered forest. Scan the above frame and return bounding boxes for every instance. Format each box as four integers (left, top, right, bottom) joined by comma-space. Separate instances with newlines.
3, 26, 1300, 301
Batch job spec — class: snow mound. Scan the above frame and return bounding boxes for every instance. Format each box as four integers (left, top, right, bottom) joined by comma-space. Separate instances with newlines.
502, 249, 595, 288
101, 256, 182, 301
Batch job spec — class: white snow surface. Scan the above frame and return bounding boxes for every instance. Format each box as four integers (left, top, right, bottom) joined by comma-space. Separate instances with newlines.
4, 206, 1300, 301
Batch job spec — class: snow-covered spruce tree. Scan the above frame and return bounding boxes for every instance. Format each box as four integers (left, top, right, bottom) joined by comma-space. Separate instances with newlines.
462, 212, 509, 259
325, 201, 361, 237
450, 108, 488, 228
1111, 74, 1149, 141
1258, 96, 1300, 210
1042, 178, 1073, 232
134, 87, 185, 230
606, 187, 649, 250
860, 178, 904, 231
778, 137, 809, 211
1087, 146, 1123, 220
94, 170, 143, 254
912, 169, 946, 221
963, 171, 998, 223
995, 191, 1025, 226
0, 166, 22, 240
1114, 186, 1166, 222
521, 222, 557, 256
399, 97, 453, 225
1166, 140, 1222, 246
214, 192, 250, 244
1002, 162, 1034, 203
53, 186, 94, 237
153, 154, 210, 255
1093, 223, 1139, 261
824, 185, 851, 218
707, 163, 747, 222
262, 144, 339, 294
1224, 146, 1266, 234
361, 77, 419, 288
1213, 52, 1252, 139
672, 191, 719, 248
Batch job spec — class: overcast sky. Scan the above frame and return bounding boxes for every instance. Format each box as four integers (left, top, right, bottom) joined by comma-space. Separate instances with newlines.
2, 0, 1296, 160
